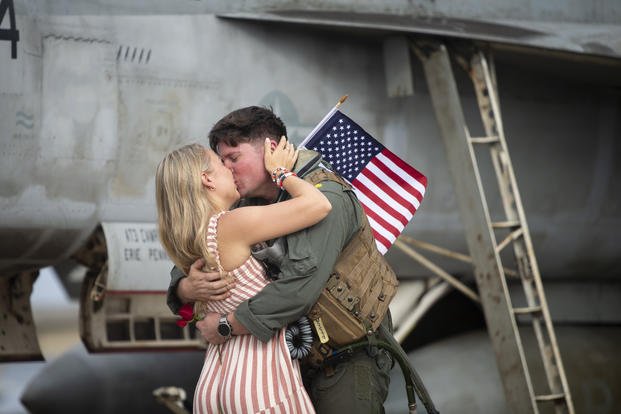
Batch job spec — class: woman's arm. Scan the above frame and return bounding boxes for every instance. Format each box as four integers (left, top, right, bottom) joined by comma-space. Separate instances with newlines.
220, 137, 332, 249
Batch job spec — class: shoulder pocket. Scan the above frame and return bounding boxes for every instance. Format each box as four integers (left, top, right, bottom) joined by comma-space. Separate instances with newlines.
284, 229, 317, 275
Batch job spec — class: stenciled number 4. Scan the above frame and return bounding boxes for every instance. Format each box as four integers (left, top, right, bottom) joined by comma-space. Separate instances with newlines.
0, 0, 19, 59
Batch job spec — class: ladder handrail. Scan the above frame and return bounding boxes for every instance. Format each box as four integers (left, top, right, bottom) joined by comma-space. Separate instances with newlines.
412, 40, 538, 413
467, 51, 575, 414
413, 40, 575, 414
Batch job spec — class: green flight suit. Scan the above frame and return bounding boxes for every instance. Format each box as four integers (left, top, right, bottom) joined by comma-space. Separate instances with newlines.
167, 149, 392, 413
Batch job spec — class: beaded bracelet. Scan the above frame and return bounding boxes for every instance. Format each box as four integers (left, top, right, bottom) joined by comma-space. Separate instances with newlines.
271, 167, 288, 184
276, 171, 297, 188
270, 167, 297, 188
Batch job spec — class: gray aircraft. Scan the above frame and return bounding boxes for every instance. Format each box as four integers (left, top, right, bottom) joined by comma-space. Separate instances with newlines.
1, 1, 620, 413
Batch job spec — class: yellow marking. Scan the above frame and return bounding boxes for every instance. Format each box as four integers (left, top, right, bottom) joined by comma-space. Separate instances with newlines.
313, 317, 330, 343
315, 183, 322, 188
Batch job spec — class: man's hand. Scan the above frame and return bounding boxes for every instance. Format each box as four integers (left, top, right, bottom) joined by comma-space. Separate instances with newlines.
176, 258, 235, 303
196, 312, 228, 344
196, 312, 249, 344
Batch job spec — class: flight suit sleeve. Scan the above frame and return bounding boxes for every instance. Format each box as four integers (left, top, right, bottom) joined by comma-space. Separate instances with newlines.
167, 265, 185, 315
234, 181, 361, 342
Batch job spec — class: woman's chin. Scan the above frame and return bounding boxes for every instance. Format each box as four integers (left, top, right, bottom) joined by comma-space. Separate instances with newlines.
227, 193, 241, 209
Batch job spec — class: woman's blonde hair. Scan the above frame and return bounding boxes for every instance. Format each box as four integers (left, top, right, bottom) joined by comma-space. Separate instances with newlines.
155, 143, 219, 275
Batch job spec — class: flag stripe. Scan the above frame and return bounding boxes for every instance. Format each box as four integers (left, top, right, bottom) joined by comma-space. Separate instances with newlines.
371, 154, 424, 205
380, 148, 428, 190
374, 153, 425, 202
360, 200, 403, 240
364, 162, 420, 212
353, 175, 410, 223
366, 215, 392, 253
352, 185, 407, 231
357, 169, 415, 219
375, 241, 387, 254
365, 213, 397, 245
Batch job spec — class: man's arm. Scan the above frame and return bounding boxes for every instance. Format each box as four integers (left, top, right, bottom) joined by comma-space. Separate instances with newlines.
167, 266, 186, 315
166, 259, 234, 315
194, 311, 250, 345
235, 181, 361, 341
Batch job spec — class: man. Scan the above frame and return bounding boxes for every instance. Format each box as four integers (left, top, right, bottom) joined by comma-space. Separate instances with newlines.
167, 106, 393, 413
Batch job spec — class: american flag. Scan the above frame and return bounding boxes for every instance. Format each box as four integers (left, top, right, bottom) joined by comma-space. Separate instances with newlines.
300, 109, 427, 254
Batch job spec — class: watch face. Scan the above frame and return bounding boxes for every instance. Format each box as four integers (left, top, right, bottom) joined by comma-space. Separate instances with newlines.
218, 320, 231, 337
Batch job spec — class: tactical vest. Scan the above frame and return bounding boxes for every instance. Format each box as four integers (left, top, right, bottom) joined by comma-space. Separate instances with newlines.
303, 169, 399, 350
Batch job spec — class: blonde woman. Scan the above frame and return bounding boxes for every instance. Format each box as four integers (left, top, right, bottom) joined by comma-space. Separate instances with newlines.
155, 137, 329, 413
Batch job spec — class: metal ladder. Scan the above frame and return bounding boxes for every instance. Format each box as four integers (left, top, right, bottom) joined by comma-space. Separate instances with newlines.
413, 41, 574, 414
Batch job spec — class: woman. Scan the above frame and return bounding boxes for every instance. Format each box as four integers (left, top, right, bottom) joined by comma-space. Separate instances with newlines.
155, 137, 330, 413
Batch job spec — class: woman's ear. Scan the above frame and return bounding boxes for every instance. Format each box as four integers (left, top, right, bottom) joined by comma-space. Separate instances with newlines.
201, 171, 215, 190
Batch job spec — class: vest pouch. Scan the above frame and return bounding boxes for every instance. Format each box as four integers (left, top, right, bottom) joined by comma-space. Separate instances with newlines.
309, 283, 368, 347
303, 168, 399, 350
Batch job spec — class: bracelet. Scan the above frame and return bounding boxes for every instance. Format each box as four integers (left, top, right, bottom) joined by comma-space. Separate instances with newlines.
271, 167, 288, 184
276, 171, 297, 188
271, 167, 297, 188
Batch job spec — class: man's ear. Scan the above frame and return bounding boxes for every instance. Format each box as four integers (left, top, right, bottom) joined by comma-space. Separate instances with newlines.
269, 138, 278, 152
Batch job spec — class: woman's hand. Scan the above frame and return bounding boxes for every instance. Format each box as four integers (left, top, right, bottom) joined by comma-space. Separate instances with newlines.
264, 136, 298, 174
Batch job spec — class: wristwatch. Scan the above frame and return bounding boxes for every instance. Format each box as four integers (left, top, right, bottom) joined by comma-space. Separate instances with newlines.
217, 315, 233, 340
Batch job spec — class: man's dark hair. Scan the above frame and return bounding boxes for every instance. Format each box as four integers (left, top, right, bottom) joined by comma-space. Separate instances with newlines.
208, 106, 287, 151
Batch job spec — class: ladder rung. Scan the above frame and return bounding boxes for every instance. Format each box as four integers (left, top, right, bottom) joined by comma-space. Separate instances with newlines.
535, 393, 566, 402
469, 136, 499, 144
495, 228, 524, 253
492, 220, 520, 229
513, 306, 542, 315
503, 267, 519, 278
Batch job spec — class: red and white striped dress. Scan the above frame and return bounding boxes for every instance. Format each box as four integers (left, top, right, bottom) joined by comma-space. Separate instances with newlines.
193, 212, 315, 414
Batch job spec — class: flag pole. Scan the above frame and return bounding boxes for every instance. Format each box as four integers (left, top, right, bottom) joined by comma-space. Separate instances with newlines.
335, 94, 348, 108
299, 95, 348, 149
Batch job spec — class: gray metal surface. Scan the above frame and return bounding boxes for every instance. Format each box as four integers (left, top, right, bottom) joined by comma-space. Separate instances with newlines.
2, 10, 620, 280
218, 10, 621, 59
386, 327, 621, 414
383, 36, 415, 98
0, 5, 620, 408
